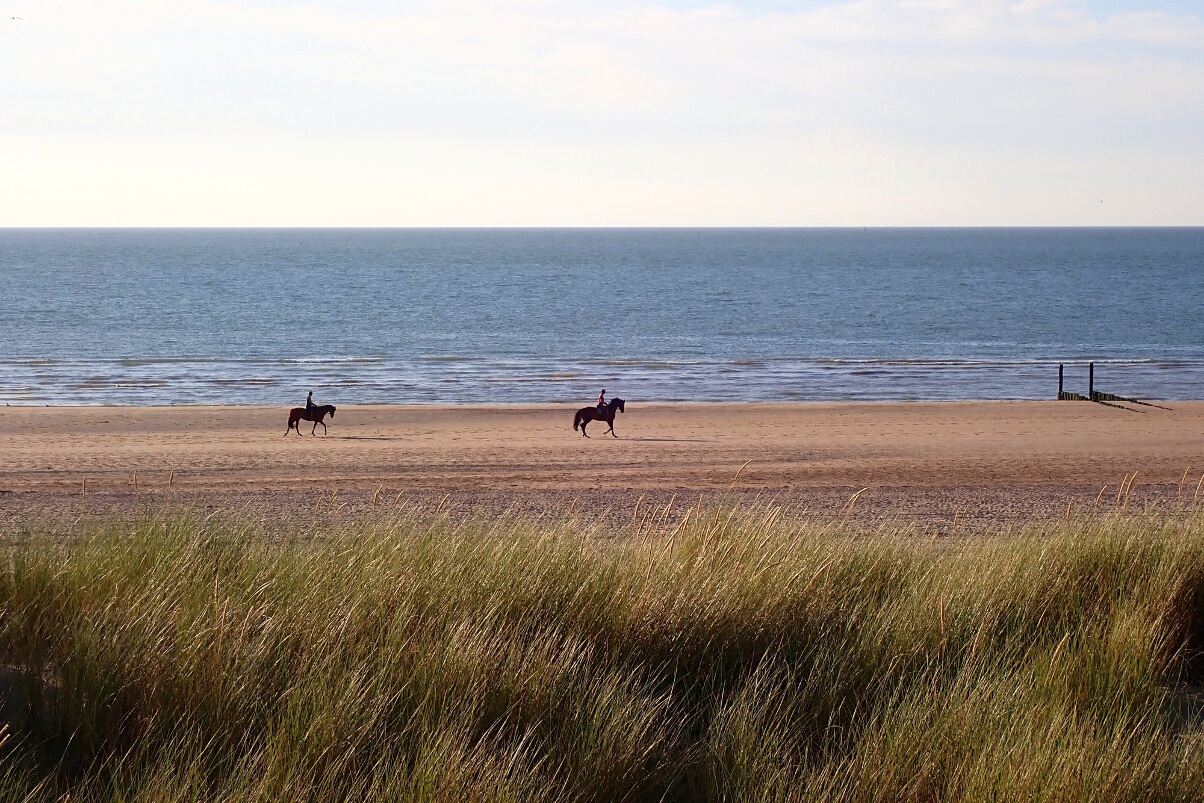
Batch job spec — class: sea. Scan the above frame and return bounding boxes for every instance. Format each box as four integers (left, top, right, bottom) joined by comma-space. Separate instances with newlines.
2, 228, 1202, 406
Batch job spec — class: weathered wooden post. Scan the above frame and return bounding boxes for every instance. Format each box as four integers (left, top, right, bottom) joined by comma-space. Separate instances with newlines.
1058, 364, 1064, 397
1088, 362, 1094, 398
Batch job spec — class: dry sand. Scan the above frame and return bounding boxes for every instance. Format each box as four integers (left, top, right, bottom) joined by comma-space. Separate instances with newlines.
1, 401, 1202, 529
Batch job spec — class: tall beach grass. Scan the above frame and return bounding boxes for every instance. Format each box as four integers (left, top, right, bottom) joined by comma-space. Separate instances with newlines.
1, 504, 1204, 801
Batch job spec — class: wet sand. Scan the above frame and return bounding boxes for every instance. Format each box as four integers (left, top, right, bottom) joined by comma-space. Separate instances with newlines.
1, 402, 1202, 529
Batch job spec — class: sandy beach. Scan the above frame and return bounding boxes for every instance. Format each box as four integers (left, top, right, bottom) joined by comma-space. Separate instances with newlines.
2, 400, 1202, 529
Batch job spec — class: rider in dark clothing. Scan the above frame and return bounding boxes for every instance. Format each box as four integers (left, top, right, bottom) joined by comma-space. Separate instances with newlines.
305, 391, 315, 414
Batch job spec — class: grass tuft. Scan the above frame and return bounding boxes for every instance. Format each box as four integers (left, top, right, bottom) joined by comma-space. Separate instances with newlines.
0, 506, 1203, 800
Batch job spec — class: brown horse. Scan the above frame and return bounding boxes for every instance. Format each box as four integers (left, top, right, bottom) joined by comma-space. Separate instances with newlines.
286, 404, 336, 436
573, 397, 624, 438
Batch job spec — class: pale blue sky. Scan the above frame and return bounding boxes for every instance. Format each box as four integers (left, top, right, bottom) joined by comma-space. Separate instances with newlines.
1, 0, 1201, 225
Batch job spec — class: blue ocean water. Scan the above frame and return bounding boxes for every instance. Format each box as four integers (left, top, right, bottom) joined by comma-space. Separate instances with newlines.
1, 228, 1202, 405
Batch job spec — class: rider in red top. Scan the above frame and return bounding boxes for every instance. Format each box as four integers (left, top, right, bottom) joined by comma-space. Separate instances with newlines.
597, 389, 606, 410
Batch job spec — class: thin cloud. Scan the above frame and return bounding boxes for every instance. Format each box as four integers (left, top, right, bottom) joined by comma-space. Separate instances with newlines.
0, 0, 1200, 224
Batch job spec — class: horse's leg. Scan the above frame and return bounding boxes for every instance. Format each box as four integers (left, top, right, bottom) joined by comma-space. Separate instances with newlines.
319, 419, 327, 435
581, 419, 589, 437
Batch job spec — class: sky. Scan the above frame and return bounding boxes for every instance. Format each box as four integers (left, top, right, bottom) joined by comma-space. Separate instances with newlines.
1, 0, 1201, 226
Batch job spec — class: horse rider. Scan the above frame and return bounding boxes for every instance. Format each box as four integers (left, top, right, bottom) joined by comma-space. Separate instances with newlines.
305, 390, 316, 415
597, 388, 606, 412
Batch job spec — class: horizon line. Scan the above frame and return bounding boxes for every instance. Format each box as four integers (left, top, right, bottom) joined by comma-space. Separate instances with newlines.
3, 225, 1204, 231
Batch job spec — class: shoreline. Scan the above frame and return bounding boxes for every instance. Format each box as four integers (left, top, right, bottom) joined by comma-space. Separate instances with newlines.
2, 401, 1202, 529
5, 356, 1203, 409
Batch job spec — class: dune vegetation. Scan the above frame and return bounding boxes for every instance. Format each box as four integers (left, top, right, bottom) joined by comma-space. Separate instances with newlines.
1, 503, 1204, 802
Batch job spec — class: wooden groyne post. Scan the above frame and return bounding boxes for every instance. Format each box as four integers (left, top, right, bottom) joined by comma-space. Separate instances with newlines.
1088, 362, 1094, 398
1058, 364, 1063, 396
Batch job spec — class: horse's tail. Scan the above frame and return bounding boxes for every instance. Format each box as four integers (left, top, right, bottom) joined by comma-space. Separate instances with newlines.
573, 410, 583, 431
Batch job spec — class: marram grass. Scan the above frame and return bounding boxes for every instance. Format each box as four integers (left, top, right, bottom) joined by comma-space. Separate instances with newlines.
2, 506, 1204, 801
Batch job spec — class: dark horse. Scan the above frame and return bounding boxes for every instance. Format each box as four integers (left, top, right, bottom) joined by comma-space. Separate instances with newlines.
573, 397, 624, 438
285, 404, 337, 436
